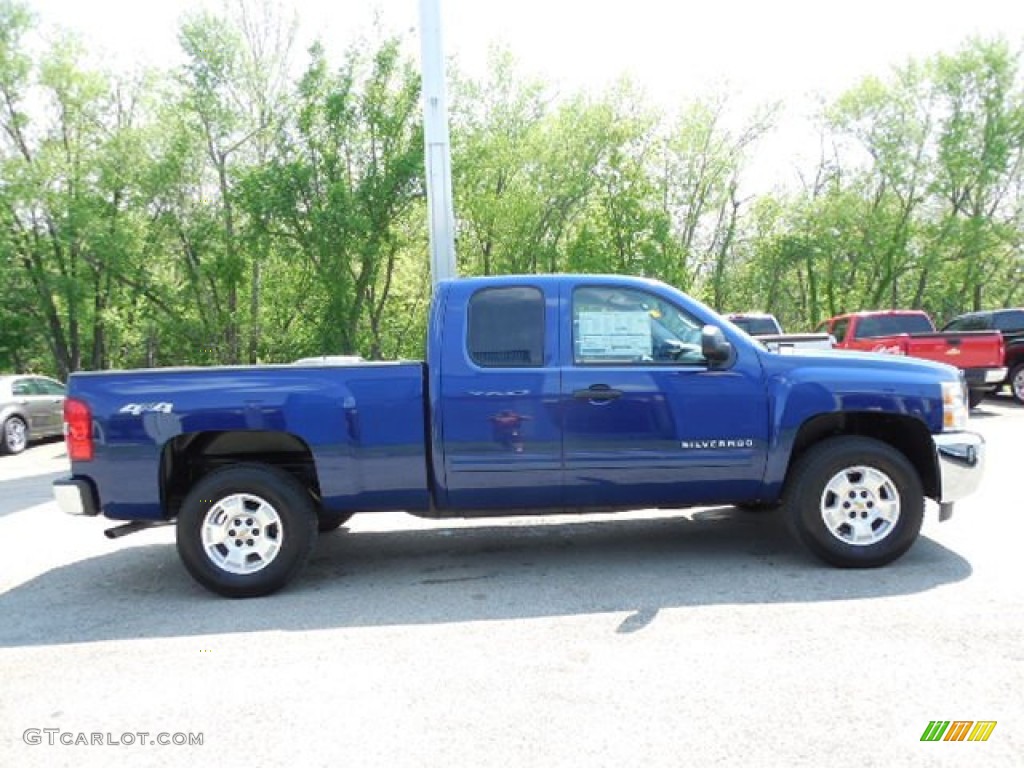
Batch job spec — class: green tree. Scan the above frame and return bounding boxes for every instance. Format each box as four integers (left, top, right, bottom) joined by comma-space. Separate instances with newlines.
244, 34, 424, 358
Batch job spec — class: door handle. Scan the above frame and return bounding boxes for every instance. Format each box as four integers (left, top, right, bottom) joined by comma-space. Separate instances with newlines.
573, 385, 622, 401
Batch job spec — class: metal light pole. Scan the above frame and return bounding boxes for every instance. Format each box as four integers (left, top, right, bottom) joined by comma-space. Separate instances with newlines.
419, 0, 457, 285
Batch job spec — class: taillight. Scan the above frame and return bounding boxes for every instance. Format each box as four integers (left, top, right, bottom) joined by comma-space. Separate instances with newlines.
64, 397, 94, 461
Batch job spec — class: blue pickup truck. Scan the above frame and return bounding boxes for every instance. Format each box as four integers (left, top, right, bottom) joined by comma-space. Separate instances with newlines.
53, 275, 985, 597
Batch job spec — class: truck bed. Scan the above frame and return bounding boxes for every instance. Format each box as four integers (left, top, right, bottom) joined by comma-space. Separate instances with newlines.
68, 361, 431, 520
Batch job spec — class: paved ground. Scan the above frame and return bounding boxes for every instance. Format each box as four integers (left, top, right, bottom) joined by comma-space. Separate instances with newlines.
1, 397, 1021, 767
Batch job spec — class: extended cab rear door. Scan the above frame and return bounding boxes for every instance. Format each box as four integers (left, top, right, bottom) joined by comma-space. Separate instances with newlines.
435, 280, 564, 510
559, 281, 770, 508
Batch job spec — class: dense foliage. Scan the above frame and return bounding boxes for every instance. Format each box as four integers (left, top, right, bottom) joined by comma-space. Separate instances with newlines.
2, 1, 1022, 377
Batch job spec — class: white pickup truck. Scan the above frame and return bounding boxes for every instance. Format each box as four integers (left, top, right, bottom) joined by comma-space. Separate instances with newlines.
726, 313, 835, 354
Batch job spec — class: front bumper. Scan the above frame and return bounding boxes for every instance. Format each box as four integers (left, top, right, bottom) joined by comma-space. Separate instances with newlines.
932, 432, 985, 521
53, 477, 100, 517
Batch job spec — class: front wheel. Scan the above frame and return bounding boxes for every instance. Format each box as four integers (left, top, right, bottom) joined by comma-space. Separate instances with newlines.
1009, 363, 1024, 405
783, 436, 923, 568
176, 464, 318, 597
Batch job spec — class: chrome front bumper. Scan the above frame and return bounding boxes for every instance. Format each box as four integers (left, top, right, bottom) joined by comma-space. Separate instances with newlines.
932, 432, 985, 521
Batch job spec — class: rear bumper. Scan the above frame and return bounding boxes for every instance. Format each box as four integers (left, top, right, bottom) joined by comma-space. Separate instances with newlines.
963, 367, 1008, 389
53, 477, 100, 517
932, 432, 985, 520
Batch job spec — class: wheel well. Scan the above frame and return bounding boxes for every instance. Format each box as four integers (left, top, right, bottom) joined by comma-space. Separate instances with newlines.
160, 431, 320, 519
787, 413, 939, 499
2, 409, 27, 425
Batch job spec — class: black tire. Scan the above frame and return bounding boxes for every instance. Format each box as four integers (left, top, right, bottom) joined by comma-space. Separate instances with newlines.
783, 436, 923, 568
176, 463, 318, 598
1, 416, 28, 455
1010, 363, 1024, 406
318, 512, 354, 533
967, 388, 985, 409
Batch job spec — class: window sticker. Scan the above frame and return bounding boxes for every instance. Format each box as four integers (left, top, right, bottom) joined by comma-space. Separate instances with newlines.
577, 311, 652, 359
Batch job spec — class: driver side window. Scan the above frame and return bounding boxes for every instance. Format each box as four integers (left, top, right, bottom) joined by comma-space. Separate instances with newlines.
572, 286, 706, 366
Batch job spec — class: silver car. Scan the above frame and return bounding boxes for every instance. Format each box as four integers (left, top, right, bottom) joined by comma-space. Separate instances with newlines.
0, 374, 66, 455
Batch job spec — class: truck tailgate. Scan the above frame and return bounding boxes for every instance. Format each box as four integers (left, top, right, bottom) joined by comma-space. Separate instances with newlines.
903, 331, 1004, 369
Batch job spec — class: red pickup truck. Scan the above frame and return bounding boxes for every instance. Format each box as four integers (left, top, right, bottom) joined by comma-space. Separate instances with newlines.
817, 310, 1006, 407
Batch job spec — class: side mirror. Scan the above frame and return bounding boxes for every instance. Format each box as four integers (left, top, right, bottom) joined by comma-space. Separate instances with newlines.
701, 325, 733, 365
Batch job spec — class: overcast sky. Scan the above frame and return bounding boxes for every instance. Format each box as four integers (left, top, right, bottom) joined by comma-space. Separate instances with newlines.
22, 0, 1024, 191
25, 0, 1024, 96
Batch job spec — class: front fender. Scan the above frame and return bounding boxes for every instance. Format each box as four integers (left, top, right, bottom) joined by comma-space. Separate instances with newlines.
761, 360, 944, 495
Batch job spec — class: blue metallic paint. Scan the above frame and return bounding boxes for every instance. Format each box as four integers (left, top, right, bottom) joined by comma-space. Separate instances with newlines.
69, 365, 430, 520
435, 279, 564, 509
757, 350, 954, 498
556, 278, 770, 507
64, 274, 962, 522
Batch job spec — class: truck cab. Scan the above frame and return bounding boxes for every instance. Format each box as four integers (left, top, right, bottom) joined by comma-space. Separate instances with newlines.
435, 277, 769, 511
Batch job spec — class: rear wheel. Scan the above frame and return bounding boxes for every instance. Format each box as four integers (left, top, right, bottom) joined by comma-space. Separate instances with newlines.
784, 436, 923, 568
967, 388, 985, 409
176, 464, 317, 597
1010, 363, 1024, 405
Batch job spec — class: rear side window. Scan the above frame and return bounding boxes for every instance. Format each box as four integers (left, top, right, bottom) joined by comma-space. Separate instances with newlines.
467, 286, 545, 367
34, 378, 66, 395
731, 316, 780, 335
12, 379, 38, 396
831, 318, 850, 343
855, 314, 933, 338
945, 315, 988, 332
993, 310, 1024, 333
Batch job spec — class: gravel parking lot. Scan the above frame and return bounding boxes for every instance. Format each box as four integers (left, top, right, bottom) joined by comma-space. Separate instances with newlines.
1, 397, 1021, 767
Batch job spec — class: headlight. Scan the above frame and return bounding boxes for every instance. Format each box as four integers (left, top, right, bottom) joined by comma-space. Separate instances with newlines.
941, 380, 969, 432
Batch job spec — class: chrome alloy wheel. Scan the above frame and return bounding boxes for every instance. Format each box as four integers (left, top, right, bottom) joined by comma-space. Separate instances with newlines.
201, 493, 283, 574
5, 418, 27, 453
1012, 366, 1024, 404
819, 465, 900, 546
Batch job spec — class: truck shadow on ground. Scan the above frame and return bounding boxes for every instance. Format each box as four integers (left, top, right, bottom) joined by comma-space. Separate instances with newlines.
980, 392, 1022, 410
968, 408, 1000, 420
0, 506, 972, 648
